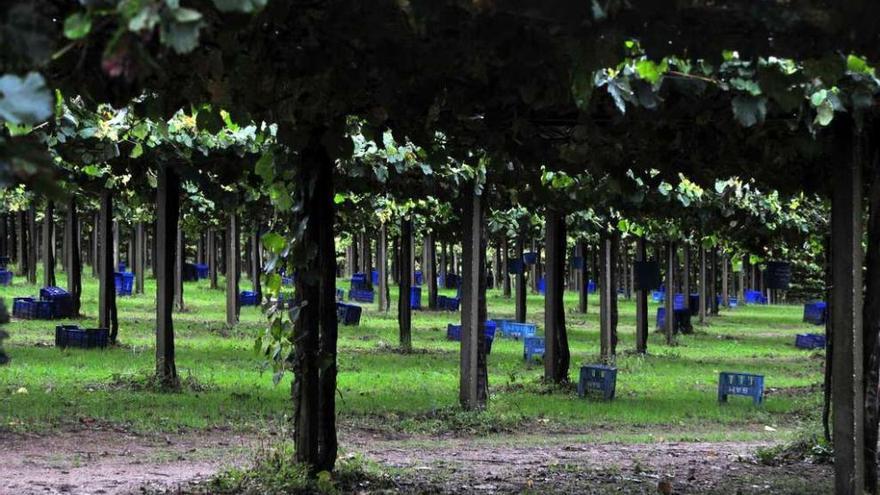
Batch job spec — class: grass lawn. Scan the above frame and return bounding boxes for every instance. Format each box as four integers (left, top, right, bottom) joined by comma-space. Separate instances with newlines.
0, 266, 824, 442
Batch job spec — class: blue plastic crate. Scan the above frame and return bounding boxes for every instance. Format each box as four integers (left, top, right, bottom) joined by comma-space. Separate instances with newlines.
239, 290, 259, 306
795, 333, 826, 350
350, 273, 369, 291
523, 336, 545, 362
744, 290, 767, 305
182, 262, 198, 282
371, 269, 379, 286
438, 295, 460, 311
803, 301, 827, 325
718, 372, 764, 405
410, 286, 422, 310
523, 252, 538, 265
12, 297, 34, 319
39, 287, 72, 318
348, 288, 375, 303
55, 325, 109, 349
651, 290, 664, 303
446, 322, 496, 354
114, 272, 134, 296
492, 319, 516, 336
20, 300, 54, 320
505, 322, 537, 340
729, 297, 738, 308
194, 263, 210, 279
118, 262, 127, 272
656, 307, 692, 333
587, 280, 596, 294
537, 277, 545, 294
414, 271, 423, 286
0, 270, 12, 286
336, 302, 362, 326
578, 365, 617, 400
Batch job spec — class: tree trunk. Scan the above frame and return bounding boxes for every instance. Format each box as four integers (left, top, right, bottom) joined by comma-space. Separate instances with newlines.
635, 238, 648, 353
722, 255, 729, 307
156, 166, 179, 386
664, 241, 676, 345
91, 213, 99, 278
501, 237, 511, 297
863, 148, 880, 495
252, 230, 262, 298
112, 221, 119, 272
599, 233, 618, 361
699, 246, 707, 325
530, 239, 539, 293
544, 210, 570, 384
683, 246, 691, 298
226, 213, 240, 325
65, 199, 82, 316
398, 217, 413, 351
27, 204, 37, 284
197, 234, 205, 265
98, 190, 118, 343
16, 210, 27, 277
426, 234, 438, 310
460, 186, 488, 409
135, 222, 145, 294
710, 248, 720, 315
291, 129, 338, 473
577, 241, 588, 314
377, 223, 389, 312
515, 236, 526, 323
174, 227, 185, 312
390, 238, 398, 285
208, 229, 218, 289
831, 124, 865, 494
492, 241, 501, 290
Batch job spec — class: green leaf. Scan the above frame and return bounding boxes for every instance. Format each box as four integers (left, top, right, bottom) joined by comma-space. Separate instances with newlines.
266, 273, 282, 294
809, 89, 828, 107
254, 151, 274, 182
261, 232, 286, 254
130, 142, 144, 158
847, 54, 872, 75
172, 7, 203, 22
731, 95, 767, 127
333, 193, 346, 205
814, 100, 835, 126
0, 72, 53, 125
160, 17, 203, 54
63, 13, 92, 40
635, 59, 663, 84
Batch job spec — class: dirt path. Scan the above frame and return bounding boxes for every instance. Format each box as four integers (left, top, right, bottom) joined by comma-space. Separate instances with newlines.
0, 427, 831, 494
348, 433, 832, 494
0, 427, 256, 495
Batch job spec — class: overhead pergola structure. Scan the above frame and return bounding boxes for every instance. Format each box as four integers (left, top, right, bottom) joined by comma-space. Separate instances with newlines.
5, 1, 880, 492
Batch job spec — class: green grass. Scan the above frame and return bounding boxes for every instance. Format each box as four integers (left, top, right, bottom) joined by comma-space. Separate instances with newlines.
0, 266, 823, 441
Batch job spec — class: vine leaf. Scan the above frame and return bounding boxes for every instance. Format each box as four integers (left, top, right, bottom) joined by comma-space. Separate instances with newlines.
0, 72, 53, 125
731, 95, 766, 127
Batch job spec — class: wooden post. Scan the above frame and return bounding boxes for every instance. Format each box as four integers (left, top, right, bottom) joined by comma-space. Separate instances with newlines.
399, 216, 413, 351
722, 255, 729, 307
831, 125, 865, 494
290, 131, 338, 472
135, 222, 145, 294
43, 200, 55, 287
599, 234, 617, 361
174, 227, 185, 311
156, 166, 179, 386
635, 238, 648, 353
682, 246, 691, 299
515, 236, 526, 323
377, 223, 389, 312
98, 190, 118, 342
16, 210, 26, 277
425, 234, 438, 310
27, 205, 37, 284
665, 241, 676, 345
501, 238, 511, 297
208, 229, 218, 289
460, 186, 488, 409
65, 199, 81, 316
251, 230, 262, 298
577, 241, 588, 314
226, 212, 240, 325
544, 210, 570, 383
699, 246, 707, 325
